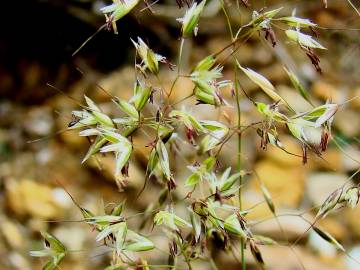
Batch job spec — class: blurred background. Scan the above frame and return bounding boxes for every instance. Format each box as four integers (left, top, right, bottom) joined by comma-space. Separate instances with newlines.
1, 0, 360, 269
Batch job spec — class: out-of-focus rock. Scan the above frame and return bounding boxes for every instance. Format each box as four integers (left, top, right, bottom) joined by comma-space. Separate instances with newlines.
131, 134, 153, 166
299, 61, 318, 81
207, 37, 236, 60
237, 43, 256, 64
306, 173, 348, 207
23, 106, 54, 136
341, 145, 360, 171
28, 218, 48, 233
242, 188, 273, 219
251, 212, 311, 241
5, 179, 67, 219
346, 246, 360, 270
313, 148, 342, 171
316, 10, 338, 27
96, 67, 135, 100
228, 244, 346, 270
263, 63, 287, 84
0, 218, 24, 250
41, 144, 92, 185
60, 129, 88, 149
308, 229, 338, 257
249, 160, 306, 208
167, 75, 194, 103
345, 203, 360, 239
312, 81, 338, 102
261, 245, 345, 270
335, 109, 360, 137
87, 155, 145, 189
252, 45, 273, 65
53, 226, 87, 254
350, 87, 360, 109
264, 136, 303, 167
8, 252, 31, 270
317, 217, 346, 241
278, 85, 313, 112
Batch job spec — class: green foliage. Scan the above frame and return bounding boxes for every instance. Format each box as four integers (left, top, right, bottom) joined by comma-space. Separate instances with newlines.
30, 232, 66, 270
30, 1, 360, 269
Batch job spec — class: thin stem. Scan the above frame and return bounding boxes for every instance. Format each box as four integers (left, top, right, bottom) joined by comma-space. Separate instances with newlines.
180, 246, 193, 270
177, 37, 185, 75
210, 257, 219, 270
234, 23, 246, 270
347, 0, 360, 16
220, 2, 246, 269
220, 1, 234, 39
170, 89, 195, 107
234, 78, 242, 209
252, 170, 306, 270
235, 67, 246, 270
167, 37, 185, 101
168, 76, 179, 100
72, 24, 106, 56
156, 74, 168, 102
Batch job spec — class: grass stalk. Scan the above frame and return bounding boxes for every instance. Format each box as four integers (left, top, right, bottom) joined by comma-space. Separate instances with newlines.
220, 2, 245, 269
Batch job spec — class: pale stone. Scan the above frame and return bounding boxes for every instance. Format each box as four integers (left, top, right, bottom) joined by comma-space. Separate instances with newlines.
23, 107, 54, 136
8, 252, 31, 270
87, 155, 145, 189
53, 226, 87, 253
317, 217, 346, 241
334, 109, 360, 137
96, 67, 135, 100
6, 179, 65, 219
278, 85, 313, 112
309, 148, 342, 171
346, 246, 360, 270
0, 219, 24, 249
251, 211, 311, 241
306, 173, 348, 207
341, 145, 360, 171
249, 160, 306, 208
308, 230, 338, 257
60, 128, 88, 149
312, 81, 339, 102
264, 136, 303, 167
345, 203, 360, 239
218, 244, 346, 270
261, 245, 345, 270
350, 87, 360, 109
